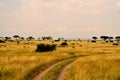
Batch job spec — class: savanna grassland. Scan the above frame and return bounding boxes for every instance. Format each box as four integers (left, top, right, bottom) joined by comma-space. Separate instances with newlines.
0, 40, 120, 80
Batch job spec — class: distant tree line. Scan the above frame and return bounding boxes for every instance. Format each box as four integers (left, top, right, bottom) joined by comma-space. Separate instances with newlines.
1, 35, 120, 43
0, 35, 54, 44
91, 36, 120, 43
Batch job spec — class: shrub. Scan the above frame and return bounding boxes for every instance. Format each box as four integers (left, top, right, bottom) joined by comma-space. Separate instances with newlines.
60, 42, 68, 47
36, 44, 56, 52
54, 40, 60, 42
72, 46, 75, 48
91, 40, 96, 43
80, 45, 82, 47
71, 43, 75, 45
113, 43, 119, 46
110, 40, 114, 43
106, 41, 109, 43
0, 40, 5, 43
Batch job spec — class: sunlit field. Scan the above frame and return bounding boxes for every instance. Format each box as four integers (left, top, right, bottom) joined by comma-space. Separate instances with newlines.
0, 40, 120, 80
65, 54, 120, 80
1, 0, 120, 80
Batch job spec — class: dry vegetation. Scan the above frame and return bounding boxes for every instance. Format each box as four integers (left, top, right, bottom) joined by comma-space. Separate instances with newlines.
0, 41, 74, 80
65, 55, 120, 80
0, 40, 120, 80
65, 41, 120, 80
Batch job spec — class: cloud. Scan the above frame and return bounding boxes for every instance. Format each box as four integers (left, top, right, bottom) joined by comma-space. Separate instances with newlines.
116, 1, 120, 7
1, 0, 119, 18
0, 2, 5, 8
15, 0, 118, 17
57, 0, 113, 15
1, 0, 120, 38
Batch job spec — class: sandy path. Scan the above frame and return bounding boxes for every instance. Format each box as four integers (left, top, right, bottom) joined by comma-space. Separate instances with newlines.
32, 61, 64, 80
33, 55, 87, 80
57, 62, 73, 80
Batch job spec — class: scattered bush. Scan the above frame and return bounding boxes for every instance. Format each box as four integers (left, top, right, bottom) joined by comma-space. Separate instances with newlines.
71, 43, 75, 45
36, 44, 56, 52
91, 40, 96, 43
54, 40, 60, 42
60, 42, 68, 47
113, 43, 119, 46
110, 40, 114, 43
106, 41, 109, 43
80, 45, 82, 47
0, 40, 5, 43
64, 40, 67, 42
72, 46, 75, 48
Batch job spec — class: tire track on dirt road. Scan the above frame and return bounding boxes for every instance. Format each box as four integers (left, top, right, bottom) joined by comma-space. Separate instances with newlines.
33, 55, 88, 80
33, 60, 64, 80
56, 62, 73, 80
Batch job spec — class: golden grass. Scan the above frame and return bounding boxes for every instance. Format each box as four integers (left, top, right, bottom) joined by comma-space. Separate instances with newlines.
65, 42, 120, 80
0, 40, 120, 80
0, 41, 74, 80
65, 55, 120, 80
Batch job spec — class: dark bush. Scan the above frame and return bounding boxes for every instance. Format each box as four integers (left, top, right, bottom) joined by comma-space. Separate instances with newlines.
54, 40, 60, 42
36, 44, 56, 52
64, 40, 67, 42
113, 43, 119, 46
110, 40, 114, 43
0, 40, 5, 43
60, 42, 68, 47
91, 40, 96, 43
80, 45, 82, 47
106, 41, 109, 43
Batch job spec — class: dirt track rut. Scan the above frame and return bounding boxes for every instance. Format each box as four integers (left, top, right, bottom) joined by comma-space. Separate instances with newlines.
33, 58, 76, 80
57, 62, 73, 80
33, 61, 63, 80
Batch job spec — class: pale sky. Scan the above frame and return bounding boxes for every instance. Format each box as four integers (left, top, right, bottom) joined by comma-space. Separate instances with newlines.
0, 0, 120, 39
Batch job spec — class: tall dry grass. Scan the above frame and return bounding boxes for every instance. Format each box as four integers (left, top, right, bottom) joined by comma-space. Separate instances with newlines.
65, 41, 120, 80
0, 40, 76, 80
1, 40, 120, 80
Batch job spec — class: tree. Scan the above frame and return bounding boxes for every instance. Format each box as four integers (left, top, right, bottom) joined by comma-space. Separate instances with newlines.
42, 36, 46, 40
20, 37, 25, 40
57, 37, 64, 41
13, 35, 20, 45
115, 36, 120, 42
108, 36, 114, 42
26, 36, 35, 41
42, 36, 53, 40
46, 36, 52, 40
92, 36, 97, 41
58, 38, 61, 41
100, 36, 109, 41
91, 36, 97, 43
0, 37, 5, 43
5, 37, 11, 41
108, 37, 113, 40
13, 35, 20, 40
